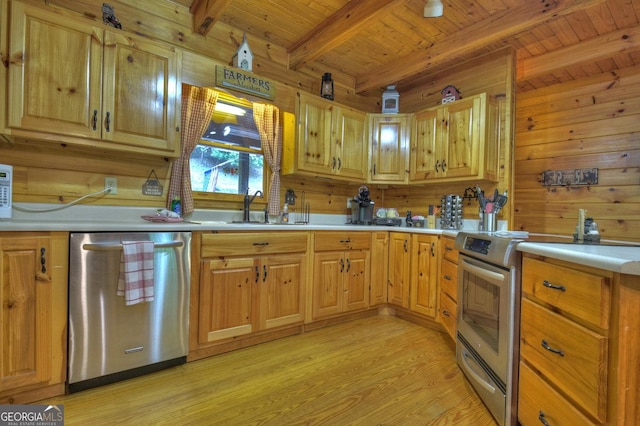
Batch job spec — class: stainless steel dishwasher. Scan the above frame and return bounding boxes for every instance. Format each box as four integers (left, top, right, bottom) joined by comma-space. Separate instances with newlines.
68, 231, 191, 393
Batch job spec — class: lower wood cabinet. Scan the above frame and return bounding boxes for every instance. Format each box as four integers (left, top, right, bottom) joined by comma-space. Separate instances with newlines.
388, 232, 439, 319
0, 232, 68, 403
197, 232, 308, 345
409, 234, 438, 318
388, 232, 410, 308
519, 254, 610, 424
312, 232, 370, 320
438, 235, 458, 340
369, 232, 388, 306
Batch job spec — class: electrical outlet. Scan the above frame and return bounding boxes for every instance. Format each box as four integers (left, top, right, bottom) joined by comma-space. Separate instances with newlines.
347, 198, 352, 209
105, 177, 118, 194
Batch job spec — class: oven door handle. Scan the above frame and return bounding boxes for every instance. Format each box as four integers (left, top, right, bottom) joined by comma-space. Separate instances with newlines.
460, 258, 506, 284
460, 349, 497, 394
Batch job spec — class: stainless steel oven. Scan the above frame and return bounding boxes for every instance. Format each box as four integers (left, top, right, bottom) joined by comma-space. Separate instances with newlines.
454, 232, 522, 426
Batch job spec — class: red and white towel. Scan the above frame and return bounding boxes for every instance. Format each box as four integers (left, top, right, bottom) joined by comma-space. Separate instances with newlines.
117, 241, 155, 305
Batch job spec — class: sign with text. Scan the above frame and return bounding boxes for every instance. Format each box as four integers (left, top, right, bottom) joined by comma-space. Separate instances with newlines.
1, 405, 64, 426
215, 66, 275, 100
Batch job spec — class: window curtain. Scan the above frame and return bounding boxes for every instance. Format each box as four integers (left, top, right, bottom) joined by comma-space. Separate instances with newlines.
167, 86, 218, 215
253, 103, 282, 215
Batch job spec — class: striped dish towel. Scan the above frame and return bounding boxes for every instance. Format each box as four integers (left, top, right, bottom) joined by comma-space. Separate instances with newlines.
117, 241, 155, 305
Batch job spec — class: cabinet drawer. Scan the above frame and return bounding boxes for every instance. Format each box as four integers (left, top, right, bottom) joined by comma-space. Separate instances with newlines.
520, 298, 607, 422
314, 232, 371, 251
522, 256, 610, 329
439, 292, 456, 340
201, 232, 308, 257
442, 236, 458, 263
440, 258, 457, 301
518, 362, 597, 426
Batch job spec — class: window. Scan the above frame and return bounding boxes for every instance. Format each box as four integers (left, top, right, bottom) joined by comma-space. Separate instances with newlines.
190, 91, 264, 196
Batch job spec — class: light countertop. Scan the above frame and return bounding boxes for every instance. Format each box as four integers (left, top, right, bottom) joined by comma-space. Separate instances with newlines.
517, 241, 640, 276
3, 204, 640, 275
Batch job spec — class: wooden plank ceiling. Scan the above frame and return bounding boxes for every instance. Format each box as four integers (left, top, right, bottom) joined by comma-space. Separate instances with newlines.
179, 0, 640, 95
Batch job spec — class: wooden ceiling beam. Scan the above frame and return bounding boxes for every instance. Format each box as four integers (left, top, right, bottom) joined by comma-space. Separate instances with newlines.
517, 25, 640, 82
355, 0, 608, 93
287, 0, 408, 71
191, 0, 232, 35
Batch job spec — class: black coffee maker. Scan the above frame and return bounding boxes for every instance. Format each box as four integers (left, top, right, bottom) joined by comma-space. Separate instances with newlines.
351, 186, 374, 225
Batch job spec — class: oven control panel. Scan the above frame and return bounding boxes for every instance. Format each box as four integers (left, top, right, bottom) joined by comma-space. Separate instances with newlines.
463, 236, 491, 255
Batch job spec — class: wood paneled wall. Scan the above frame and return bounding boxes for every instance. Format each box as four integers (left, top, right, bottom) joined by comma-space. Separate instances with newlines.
513, 65, 640, 241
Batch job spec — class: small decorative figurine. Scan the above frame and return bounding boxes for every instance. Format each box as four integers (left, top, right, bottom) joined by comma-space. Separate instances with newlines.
102, 3, 122, 29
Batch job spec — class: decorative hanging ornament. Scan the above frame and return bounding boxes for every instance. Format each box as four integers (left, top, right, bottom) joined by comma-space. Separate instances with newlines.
382, 85, 399, 113
321, 73, 334, 100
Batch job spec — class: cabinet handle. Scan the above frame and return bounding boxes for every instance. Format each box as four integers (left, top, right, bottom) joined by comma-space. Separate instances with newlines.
346, 258, 351, 272
332, 157, 336, 169
431, 242, 435, 257
255, 265, 259, 283
441, 159, 447, 172
263, 265, 267, 282
339, 238, 351, 244
538, 410, 551, 426
403, 239, 408, 252
105, 111, 111, 132
444, 275, 452, 281
542, 280, 566, 292
442, 310, 451, 317
435, 160, 440, 172
92, 109, 98, 131
40, 247, 47, 274
337, 157, 341, 170
541, 339, 565, 356
253, 242, 270, 246
373, 164, 376, 175
340, 258, 344, 273
445, 246, 453, 252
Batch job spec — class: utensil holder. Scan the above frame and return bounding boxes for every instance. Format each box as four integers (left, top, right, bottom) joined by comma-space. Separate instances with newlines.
481, 212, 496, 232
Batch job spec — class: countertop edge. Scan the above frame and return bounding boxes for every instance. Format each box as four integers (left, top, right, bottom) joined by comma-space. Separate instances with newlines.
517, 242, 640, 275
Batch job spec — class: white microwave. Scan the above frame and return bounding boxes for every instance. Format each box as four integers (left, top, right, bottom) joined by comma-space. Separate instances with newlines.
0, 164, 12, 219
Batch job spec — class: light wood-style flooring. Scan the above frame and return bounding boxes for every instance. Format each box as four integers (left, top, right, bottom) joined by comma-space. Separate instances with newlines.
41, 315, 496, 425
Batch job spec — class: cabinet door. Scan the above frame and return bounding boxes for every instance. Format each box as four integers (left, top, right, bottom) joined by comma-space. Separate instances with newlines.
296, 94, 333, 174
8, 2, 103, 138
440, 96, 480, 178
0, 236, 52, 391
344, 251, 370, 312
335, 107, 366, 179
369, 114, 409, 183
199, 258, 256, 343
410, 108, 440, 181
102, 31, 181, 155
410, 234, 438, 318
370, 232, 388, 306
312, 252, 344, 319
259, 254, 306, 330
387, 233, 410, 308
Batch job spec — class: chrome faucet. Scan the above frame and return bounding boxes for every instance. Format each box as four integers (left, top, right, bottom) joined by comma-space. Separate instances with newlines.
243, 190, 264, 222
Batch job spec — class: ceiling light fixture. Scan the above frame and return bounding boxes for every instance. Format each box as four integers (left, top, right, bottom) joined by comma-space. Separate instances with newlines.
424, 0, 443, 18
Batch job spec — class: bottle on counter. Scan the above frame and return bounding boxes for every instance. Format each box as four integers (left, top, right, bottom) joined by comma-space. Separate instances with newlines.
281, 203, 289, 223
171, 196, 182, 216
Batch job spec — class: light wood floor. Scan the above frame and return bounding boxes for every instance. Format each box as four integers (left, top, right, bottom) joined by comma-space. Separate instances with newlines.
41, 315, 496, 425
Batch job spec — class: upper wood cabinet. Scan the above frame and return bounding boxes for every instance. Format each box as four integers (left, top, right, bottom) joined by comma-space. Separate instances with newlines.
6, 2, 181, 157
0, 232, 68, 404
410, 93, 498, 183
368, 114, 411, 184
282, 93, 367, 181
